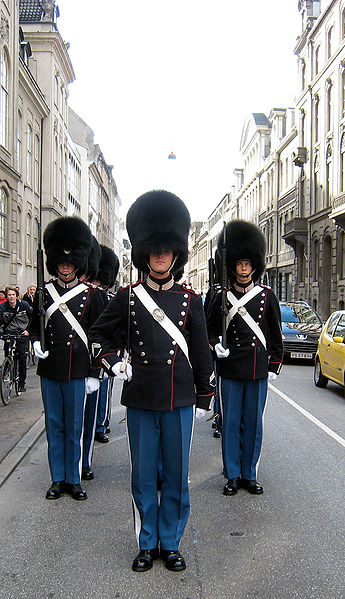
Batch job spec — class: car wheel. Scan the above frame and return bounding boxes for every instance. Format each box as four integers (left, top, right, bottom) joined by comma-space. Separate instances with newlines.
314, 359, 328, 388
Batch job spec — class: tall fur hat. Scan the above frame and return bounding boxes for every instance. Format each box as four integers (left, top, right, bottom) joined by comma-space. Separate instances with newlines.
43, 216, 92, 277
85, 236, 102, 281
97, 245, 119, 288
126, 190, 191, 280
218, 220, 266, 283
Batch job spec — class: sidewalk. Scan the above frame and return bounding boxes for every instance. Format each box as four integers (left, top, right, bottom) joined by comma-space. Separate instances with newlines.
0, 360, 45, 487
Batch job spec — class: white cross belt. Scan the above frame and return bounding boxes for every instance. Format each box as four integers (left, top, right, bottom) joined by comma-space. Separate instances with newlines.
45, 282, 89, 349
226, 286, 267, 349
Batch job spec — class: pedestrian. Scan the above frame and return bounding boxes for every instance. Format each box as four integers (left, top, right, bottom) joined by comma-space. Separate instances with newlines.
207, 220, 283, 496
30, 216, 105, 501
22, 285, 37, 308
0, 286, 32, 392
0, 290, 6, 304
89, 190, 215, 572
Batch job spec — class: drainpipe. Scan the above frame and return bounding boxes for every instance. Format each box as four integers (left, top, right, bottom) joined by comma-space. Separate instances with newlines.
308, 38, 314, 305
275, 151, 280, 297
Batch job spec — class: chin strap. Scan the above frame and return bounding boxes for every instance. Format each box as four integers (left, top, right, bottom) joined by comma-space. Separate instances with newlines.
147, 254, 178, 276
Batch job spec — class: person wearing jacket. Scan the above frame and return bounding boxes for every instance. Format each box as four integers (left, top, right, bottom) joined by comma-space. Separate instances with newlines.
30, 217, 104, 501
0, 286, 32, 392
207, 220, 283, 497
89, 190, 215, 573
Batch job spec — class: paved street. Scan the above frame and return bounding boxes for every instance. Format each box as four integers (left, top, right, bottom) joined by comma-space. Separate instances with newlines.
0, 361, 344, 599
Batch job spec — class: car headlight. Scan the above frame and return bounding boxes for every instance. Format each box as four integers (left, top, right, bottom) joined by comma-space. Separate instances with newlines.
282, 334, 286, 340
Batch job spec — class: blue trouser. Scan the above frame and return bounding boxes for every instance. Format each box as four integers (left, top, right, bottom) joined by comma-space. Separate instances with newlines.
82, 388, 99, 469
220, 378, 268, 480
96, 378, 110, 433
41, 377, 86, 484
127, 406, 194, 551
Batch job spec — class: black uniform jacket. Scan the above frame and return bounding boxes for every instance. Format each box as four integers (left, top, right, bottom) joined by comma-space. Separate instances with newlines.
207, 283, 283, 380
89, 278, 215, 412
30, 279, 105, 381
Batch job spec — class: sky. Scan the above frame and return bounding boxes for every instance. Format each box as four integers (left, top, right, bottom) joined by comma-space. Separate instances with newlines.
56, 0, 301, 221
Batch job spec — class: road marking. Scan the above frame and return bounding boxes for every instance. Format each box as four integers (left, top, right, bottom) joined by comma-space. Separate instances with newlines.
269, 383, 345, 449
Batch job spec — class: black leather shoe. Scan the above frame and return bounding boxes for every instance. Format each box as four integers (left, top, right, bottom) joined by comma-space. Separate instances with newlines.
105, 427, 111, 433
64, 483, 87, 500
95, 432, 109, 443
18, 385, 26, 392
241, 479, 263, 494
81, 467, 94, 481
223, 477, 241, 496
45, 481, 64, 500
132, 548, 159, 572
213, 429, 221, 438
160, 550, 186, 571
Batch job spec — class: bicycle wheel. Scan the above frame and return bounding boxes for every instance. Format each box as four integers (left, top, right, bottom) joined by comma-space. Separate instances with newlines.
0, 357, 14, 405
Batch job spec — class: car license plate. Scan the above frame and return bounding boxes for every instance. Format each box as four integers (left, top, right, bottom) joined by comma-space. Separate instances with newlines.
290, 352, 313, 359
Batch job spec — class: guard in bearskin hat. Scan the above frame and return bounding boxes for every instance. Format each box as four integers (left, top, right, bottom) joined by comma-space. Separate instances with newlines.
30, 217, 105, 501
207, 220, 283, 496
91, 245, 120, 444
89, 190, 214, 573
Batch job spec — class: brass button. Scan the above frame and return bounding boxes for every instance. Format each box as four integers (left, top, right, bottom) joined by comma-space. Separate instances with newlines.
167, 359, 172, 365
178, 321, 183, 326
143, 360, 148, 364
181, 311, 186, 316
140, 352, 146, 357
130, 301, 135, 306
169, 350, 174, 355
139, 341, 144, 346
131, 311, 136, 316
184, 294, 188, 298
135, 330, 140, 335
182, 302, 187, 307
172, 341, 177, 345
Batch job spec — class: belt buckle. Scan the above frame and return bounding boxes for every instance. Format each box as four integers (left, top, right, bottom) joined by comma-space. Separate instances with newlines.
238, 306, 247, 316
152, 308, 165, 322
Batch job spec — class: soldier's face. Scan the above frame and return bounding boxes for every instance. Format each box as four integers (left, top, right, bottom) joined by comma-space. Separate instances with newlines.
149, 250, 174, 276
57, 262, 76, 282
235, 259, 252, 282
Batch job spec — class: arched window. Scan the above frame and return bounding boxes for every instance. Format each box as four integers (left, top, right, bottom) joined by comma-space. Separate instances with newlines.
340, 133, 345, 192
17, 207, 22, 262
0, 49, 9, 148
33, 218, 39, 266
314, 153, 320, 212
315, 45, 320, 76
0, 188, 8, 251
26, 213, 32, 263
34, 134, 40, 192
342, 65, 345, 119
314, 95, 319, 142
326, 79, 332, 132
326, 143, 332, 206
16, 111, 22, 172
54, 137, 58, 198
327, 26, 334, 59
26, 124, 33, 185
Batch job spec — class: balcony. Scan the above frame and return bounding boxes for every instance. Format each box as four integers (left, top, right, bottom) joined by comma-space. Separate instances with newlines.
330, 192, 345, 230
283, 217, 308, 251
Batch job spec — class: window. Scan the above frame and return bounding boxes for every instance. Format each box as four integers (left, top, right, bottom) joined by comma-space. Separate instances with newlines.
340, 134, 345, 192
333, 315, 345, 338
312, 239, 319, 280
326, 79, 332, 132
54, 137, 58, 198
315, 45, 320, 75
34, 134, 40, 192
0, 188, 8, 251
342, 67, 345, 118
326, 312, 340, 336
327, 26, 333, 59
16, 111, 22, 172
314, 153, 320, 211
17, 207, 22, 262
326, 143, 332, 205
0, 49, 9, 147
301, 59, 306, 90
33, 218, 38, 266
314, 95, 319, 142
26, 213, 32, 263
26, 124, 33, 185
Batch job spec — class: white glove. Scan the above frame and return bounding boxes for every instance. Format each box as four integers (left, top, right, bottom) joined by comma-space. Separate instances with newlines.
215, 343, 230, 359
112, 361, 133, 382
33, 340, 49, 360
268, 372, 277, 381
85, 377, 100, 394
195, 408, 207, 419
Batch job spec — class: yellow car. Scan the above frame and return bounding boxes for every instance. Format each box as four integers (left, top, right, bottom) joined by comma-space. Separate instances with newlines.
314, 310, 345, 391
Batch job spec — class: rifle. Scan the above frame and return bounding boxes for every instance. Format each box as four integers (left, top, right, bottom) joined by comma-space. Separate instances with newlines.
220, 221, 228, 347
36, 117, 46, 351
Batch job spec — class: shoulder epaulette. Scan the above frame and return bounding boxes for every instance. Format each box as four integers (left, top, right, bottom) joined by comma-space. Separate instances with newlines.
181, 282, 199, 296
121, 279, 142, 291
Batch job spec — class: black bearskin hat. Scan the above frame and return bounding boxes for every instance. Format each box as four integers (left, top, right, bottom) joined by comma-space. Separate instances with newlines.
85, 236, 102, 281
126, 190, 191, 280
97, 245, 119, 288
218, 220, 266, 283
43, 216, 92, 277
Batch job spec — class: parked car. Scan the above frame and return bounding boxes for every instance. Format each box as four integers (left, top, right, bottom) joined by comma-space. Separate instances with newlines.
314, 310, 345, 392
279, 301, 323, 360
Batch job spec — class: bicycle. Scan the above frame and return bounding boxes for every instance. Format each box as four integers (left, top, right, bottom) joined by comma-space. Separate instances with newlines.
26, 339, 36, 368
0, 333, 23, 405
